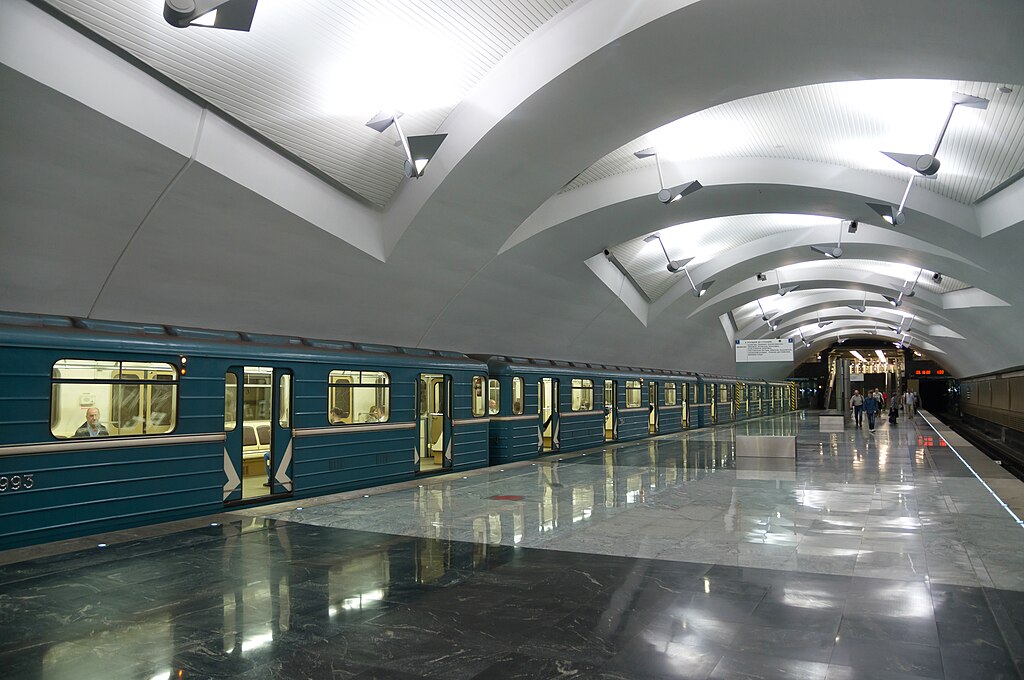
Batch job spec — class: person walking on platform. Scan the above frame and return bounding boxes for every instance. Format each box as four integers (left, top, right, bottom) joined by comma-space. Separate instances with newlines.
864, 391, 880, 431
850, 390, 864, 427
903, 390, 916, 418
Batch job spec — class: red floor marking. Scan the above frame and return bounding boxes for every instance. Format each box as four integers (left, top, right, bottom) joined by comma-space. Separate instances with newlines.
489, 495, 525, 501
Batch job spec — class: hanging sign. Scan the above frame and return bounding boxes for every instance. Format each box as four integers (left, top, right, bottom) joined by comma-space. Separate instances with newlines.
735, 339, 794, 362
850, 373, 865, 382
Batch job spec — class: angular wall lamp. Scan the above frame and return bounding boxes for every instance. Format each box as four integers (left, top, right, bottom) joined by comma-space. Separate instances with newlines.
682, 268, 713, 298
643, 234, 693, 273
775, 270, 799, 296
163, 0, 258, 30
366, 111, 447, 178
879, 92, 989, 226
633, 148, 703, 204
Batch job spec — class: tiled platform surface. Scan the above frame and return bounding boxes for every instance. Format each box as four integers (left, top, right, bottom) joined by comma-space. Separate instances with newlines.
0, 411, 1022, 679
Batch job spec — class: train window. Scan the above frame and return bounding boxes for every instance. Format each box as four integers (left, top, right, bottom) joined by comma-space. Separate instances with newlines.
328, 370, 390, 425
472, 376, 487, 417
665, 383, 677, 406
225, 373, 237, 431
50, 359, 178, 439
488, 378, 500, 415
625, 380, 641, 408
571, 379, 594, 411
512, 377, 524, 415
278, 373, 292, 428
719, 385, 729, 403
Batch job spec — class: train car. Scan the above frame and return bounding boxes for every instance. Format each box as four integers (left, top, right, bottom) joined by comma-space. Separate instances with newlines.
482, 357, 700, 464
0, 312, 489, 549
960, 368, 1024, 449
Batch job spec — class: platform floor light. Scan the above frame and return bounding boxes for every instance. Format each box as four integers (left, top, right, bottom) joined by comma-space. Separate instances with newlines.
880, 92, 989, 226
633, 147, 703, 204
366, 111, 447, 178
643, 234, 693, 273
682, 268, 713, 297
164, 0, 258, 30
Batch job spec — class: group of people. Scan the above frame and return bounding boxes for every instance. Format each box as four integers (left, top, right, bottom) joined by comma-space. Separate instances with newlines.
849, 388, 919, 431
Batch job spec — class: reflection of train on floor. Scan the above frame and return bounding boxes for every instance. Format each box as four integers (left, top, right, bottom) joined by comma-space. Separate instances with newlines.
0, 311, 803, 548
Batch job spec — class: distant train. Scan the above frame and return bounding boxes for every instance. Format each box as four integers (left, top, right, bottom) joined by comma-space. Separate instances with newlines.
0, 311, 803, 549
958, 368, 1024, 462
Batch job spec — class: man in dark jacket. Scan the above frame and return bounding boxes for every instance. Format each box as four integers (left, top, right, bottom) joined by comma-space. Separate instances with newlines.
863, 392, 880, 431
75, 407, 110, 437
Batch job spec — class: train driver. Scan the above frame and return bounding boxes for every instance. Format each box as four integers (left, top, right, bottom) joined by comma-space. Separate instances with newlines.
75, 407, 110, 437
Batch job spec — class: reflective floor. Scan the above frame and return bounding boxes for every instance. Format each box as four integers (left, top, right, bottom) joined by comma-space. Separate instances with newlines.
2, 412, 1023, 679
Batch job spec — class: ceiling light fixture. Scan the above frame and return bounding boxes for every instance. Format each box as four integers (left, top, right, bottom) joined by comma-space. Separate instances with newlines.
875, 349, 888, 363
683, 268, 713, 298
756, 272, 767, 282
163, 0, 258, 30
810, 220, 845, 258
932, 272, 943, 283
847, 292, 867, 313
643, 234, 693, 273
366, 111, 447, 178
817, 313, 833, 328
797, 328, 811, 348
880, 91, 990, 226
850, 350, 866, 362
633, 147, 703, 204
775, 270, 799, 296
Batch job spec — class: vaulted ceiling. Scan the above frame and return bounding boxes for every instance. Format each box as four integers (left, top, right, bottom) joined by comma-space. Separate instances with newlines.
2, 0, 1023, 379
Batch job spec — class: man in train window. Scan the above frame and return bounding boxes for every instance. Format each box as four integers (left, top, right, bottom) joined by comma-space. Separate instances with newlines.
75, 407, 110, 437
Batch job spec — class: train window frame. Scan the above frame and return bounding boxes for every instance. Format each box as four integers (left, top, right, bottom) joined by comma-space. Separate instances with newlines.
50, 358, 179, 440
328, 369, 391, 425
571, 378, 594, 411
488, 378, 500, 415
511, 377, 524, 415
625, 380, 641, 408
665, 382, 677, 406
472, 375, 487, 417
225, 373, 238, 431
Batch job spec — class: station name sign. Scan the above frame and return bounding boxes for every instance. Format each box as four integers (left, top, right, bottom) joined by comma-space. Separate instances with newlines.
735, 338, 794, 363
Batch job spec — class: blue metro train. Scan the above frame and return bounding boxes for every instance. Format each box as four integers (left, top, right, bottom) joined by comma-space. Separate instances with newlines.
0, 312, 803, 549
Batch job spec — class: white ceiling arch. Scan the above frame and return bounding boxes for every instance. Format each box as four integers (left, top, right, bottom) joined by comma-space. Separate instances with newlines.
4, 0, 1024, 382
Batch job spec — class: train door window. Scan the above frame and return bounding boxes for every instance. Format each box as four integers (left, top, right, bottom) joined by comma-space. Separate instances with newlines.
648, 381, 658, 434
472, 376, 487, 417
665, 383, 677, 406
625, 380, 641, 408
511, 377, 524, 414
328, 370, 391, 424
225, 373, 237, 431
278, 373, 292, 427
571, 379, 593, 411
488, 378, 500, 415
50, 359, 178, 439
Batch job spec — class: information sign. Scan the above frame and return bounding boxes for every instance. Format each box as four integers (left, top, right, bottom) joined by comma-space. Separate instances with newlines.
735, 338, 794, 363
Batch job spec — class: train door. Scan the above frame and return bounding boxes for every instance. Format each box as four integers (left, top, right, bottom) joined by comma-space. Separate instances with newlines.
538, 378, 559, 452
682, 383, 689, 429
604, 379, 617, 441
417, 374, 452, 473
649, 382, 659, 434
223, 366, 293, 503
709, 383, 717, 424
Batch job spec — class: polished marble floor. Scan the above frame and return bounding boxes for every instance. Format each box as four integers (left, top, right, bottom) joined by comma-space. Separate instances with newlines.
1, 412, 1022, 679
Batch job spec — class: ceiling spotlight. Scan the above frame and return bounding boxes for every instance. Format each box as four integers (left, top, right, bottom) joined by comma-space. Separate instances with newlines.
756, 272, 767, 282
883, 292, 904, 308
880, 91, 989, 226
867, 202, 905, 226
999, 86, 1013, 94
775, 270, 799, 296
811, 220, 845, 259
633, 147, 703, 204
756, 299, 776, 323
644, 234, 693, 273
163, 0, 258, 30
847, 292, 867, 313
683, 268, 713, 298
366, 111, 447, 178
816, 313, 833, 329
932, 272, 943, 283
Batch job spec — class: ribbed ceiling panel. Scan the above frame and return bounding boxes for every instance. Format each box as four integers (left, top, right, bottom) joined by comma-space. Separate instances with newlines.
565, 80, 1024, 206
45, 0, 577, 207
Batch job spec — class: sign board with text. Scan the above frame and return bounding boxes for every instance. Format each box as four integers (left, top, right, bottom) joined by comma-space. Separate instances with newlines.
735, 338, 794, 363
